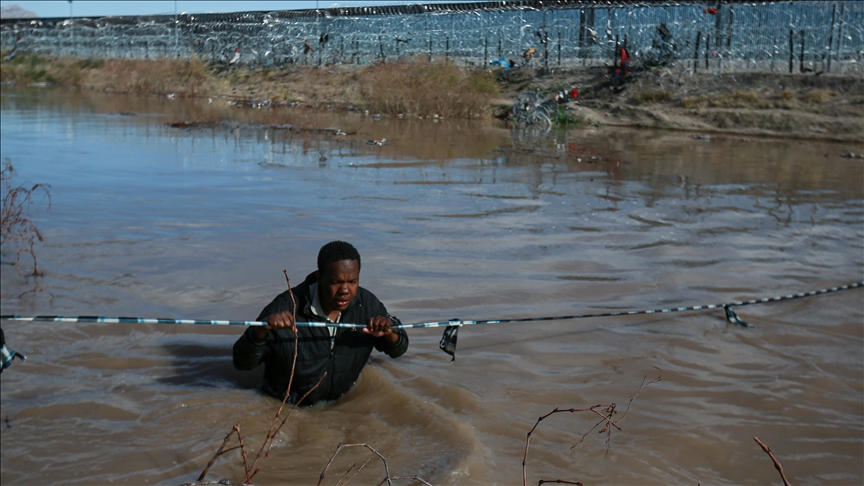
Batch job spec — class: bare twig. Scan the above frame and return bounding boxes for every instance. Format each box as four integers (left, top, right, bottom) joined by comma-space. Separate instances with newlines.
523, 368, 662, 486
337, 457, 373, 486
391, 476, 434, 486
613, 367, 663, 426
282, 268, 300, 400
246, 371, 327, 482
319, 443, 393, 486
1, 159, 51, 276
235, 425, 250, 475
523, 406, 600, 486
753, 437, 792, 486
200, 269, 323, 483
580, 367, 663, 455
244, 269, 302, 482
198, 424, 242, 482
538, 480, 583, 485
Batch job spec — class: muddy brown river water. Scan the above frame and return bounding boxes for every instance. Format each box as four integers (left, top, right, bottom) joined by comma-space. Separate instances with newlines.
1, 90, 862, 485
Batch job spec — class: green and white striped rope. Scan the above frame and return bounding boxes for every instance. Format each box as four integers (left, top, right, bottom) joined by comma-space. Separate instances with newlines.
2, 281, 860, 328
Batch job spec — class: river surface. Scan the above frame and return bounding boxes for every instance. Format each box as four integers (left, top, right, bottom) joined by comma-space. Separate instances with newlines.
1, 89, 862, 486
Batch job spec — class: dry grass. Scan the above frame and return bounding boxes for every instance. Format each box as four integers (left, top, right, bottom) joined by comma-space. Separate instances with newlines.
0, 52, 83, 87
632, 90, 672, 106
680, 89, 813, 111
803, 89, 832, 104
681, 96, 708, 109
358, 57, 498, 118
716, 90, 762, 108
681, 90, 762, 109
93, 56, 211, 96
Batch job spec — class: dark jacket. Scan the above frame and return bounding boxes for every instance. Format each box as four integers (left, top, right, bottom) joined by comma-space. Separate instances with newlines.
233, 272, 408, 405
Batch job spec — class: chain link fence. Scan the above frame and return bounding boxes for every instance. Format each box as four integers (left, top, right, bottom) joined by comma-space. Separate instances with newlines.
2, 0, 861, 74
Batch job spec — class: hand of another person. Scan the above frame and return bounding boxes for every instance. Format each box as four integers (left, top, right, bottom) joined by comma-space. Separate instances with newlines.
254, 310, 296, 340
363, 316, 398, 342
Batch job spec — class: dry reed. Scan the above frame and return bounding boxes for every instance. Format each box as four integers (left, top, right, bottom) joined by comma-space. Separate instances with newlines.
1, 159, 51, 275
358, 57, 498, 118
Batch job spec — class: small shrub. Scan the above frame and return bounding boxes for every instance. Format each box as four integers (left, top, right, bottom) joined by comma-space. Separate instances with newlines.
713, 90, 761, 108
1, 159, 51, 275
77, 58, 105, 69
358, 56, 499, 118
780, 90, 796, 101
552, 106, 582, 127
681, 97, 708, 109
632, 90, 672, 105
804, 89, 832, 104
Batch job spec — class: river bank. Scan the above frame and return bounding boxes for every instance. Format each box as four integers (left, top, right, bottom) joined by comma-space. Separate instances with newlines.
2, 53, 863, 142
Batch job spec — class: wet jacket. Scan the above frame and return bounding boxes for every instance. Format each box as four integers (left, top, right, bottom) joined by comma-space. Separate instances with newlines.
232, 272, 408, 405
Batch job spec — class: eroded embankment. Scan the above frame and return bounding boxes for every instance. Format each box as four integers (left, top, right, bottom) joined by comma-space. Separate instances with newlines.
2, 53, 861, 142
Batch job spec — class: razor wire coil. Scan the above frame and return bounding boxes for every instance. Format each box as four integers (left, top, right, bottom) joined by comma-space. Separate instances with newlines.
0, 1, 860, 75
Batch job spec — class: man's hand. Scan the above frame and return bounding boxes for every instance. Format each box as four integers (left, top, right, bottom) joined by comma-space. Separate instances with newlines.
363, 316, 399, 342
254, 310, 296, 341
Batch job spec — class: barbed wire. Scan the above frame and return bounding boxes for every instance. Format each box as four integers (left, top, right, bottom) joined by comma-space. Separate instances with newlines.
1, 1, 861, 75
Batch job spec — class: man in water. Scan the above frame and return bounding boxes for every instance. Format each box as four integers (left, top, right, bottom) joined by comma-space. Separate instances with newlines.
233, 241, 408, 405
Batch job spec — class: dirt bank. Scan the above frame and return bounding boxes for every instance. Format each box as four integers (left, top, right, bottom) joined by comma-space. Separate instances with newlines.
2, 54, 862, 142
495, 66, 863, 143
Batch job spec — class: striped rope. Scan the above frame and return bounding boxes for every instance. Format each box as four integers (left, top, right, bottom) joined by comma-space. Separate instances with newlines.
1, 281, 860, 329
411, 281, 864, 328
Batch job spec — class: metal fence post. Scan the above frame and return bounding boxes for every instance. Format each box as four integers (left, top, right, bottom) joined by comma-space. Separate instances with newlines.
694, 30, 701, 74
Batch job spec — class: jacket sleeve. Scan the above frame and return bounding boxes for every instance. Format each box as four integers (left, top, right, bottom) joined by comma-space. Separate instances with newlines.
233, 292, 291, 370
369, 294, 408, 358
360, 287, 409, 358
376, 323, 409, 358
233, 327, 269, 370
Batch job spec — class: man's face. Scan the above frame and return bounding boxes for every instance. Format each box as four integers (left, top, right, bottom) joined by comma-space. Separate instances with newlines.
318, 259, 360, 315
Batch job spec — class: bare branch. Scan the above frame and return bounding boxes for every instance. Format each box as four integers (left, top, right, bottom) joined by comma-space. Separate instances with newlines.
247, 371, 328, 482
337, 457, 373, 486
753, 437, 792, 486
612, 367, 662, 427
524, 369, 662, 486
1, 159, 52, 276
244, 270, 303, 482
319, 443, 392, 486
197, 424, 240, 482
391, 475, 434, 486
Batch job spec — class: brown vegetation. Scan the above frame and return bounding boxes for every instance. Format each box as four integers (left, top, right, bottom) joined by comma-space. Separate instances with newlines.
1, 159, 51, 275
2, 52, 861, 141
97, 57, 210, 97
632, 89, 671, 105
2, 53, 499, 119
358, 57, 498, 118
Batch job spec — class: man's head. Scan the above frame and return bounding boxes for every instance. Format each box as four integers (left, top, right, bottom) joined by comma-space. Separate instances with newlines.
317, 240, 361, 274
316, 241, 361, 316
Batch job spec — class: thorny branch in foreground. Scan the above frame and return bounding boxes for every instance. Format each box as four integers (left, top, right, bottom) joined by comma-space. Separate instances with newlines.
317, 443, 433, 486
522, 367, 662, 486
753, 437, 792, 486
242, 270, 302, 483
0, 159, 51, 276
198, 270, 326, 484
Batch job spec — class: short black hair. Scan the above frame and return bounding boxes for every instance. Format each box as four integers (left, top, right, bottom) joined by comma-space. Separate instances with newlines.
317, 240, 361, 273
